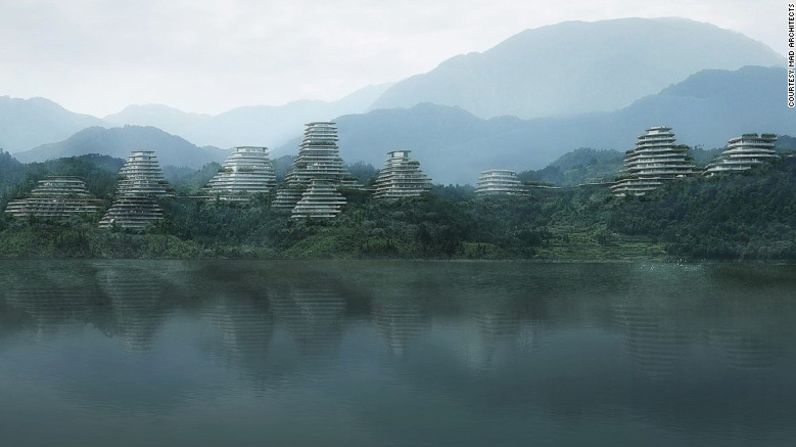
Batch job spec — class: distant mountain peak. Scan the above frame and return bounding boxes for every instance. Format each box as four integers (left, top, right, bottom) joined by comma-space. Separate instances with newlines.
14, 125, 228, 168
297, 66, 795, 184
372, 17, 783, 119
0, 95, 105, 153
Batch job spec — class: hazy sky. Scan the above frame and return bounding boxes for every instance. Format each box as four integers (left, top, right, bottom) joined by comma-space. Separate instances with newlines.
0, 0, 785, 116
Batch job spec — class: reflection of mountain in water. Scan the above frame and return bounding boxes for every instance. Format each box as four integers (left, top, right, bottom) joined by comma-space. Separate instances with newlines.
94, 263, 172, 351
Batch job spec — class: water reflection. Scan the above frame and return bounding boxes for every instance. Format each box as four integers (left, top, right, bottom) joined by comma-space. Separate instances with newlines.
203, 292, 273, 382
95, 262, 173, 351
0, 260, 794, 446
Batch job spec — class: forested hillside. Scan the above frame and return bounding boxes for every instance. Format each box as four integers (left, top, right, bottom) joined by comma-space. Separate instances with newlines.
0, 157, 793, 261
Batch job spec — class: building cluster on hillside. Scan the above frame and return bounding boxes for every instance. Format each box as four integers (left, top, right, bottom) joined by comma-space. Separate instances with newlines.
271, 122, 359, 218
1, 121, 784, 228
610, 127, 782, 197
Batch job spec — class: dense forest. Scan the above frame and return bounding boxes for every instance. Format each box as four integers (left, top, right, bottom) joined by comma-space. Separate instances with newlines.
0, 149, 794, 261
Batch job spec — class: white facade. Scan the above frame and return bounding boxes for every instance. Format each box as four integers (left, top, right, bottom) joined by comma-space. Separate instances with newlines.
272, 122, 356, 214
99, 150, 172, 229
373, 150, 432, 199
4, 176, 101, 219
475, 169, 525, 196
610, 126, 696, 197
291, 179, 347, 219
704, 134, 779, 176
205, 146, 276, 201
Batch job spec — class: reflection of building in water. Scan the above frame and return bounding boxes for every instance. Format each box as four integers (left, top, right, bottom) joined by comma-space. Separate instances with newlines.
611, 302, 689, 379
448, 296, 530, 373
203, 295, 273, 373
2, 264, 97, 334
371, 296, 430, 356
269, 286, 346, 361
706, 328, 778, 371
95, 263, 171, 351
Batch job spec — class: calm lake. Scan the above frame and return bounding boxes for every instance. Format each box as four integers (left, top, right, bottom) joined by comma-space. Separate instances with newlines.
0, 260, 794, 446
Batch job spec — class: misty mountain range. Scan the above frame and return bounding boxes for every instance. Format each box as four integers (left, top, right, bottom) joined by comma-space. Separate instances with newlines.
15, 126, 228, 169
103, 83, 392, 149
371, 17, 783, 119
276, 66, 794, 183
0, 17, 792, 183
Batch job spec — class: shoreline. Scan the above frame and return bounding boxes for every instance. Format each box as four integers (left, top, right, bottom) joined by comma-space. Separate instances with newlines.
1, 256, 793, 265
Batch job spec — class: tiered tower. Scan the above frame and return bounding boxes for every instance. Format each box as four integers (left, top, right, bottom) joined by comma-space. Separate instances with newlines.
4, 176, 101, 219
610, 126, 696, 197
272, 122, 355, 216
204, 146, 276, 201
704, 133, 779, 177
99, 150, 172, 229
475, 169, 526, 196
372, 150, 432, 199
291, 179, 347, 219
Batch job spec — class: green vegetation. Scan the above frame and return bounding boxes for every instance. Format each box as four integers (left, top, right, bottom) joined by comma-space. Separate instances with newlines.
0, 151, 794, 261
518, 148, 623, 186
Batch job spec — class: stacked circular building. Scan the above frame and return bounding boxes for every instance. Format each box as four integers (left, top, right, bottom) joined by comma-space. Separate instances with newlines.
610, 126, 697, 197
99, 150, 173, 230
272, 122, 364, 218
372, 150, 432, 199
475, 169, 526, 196
704, 133, 780, 176
4, 176, 101, 220
204, 146, 277, 201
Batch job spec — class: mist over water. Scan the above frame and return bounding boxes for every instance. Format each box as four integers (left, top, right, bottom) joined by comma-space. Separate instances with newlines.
0, 260, 794, 446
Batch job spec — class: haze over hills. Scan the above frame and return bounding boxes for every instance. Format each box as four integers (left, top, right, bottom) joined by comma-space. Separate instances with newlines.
0, 17, 790, 180
274, 66, 794, 184
105, 83, 393, 148
14, 126, 228, 168
104, 105, 212, 139
0, 96, 105, 152
371, 18, 783, 119
1, 83, 392, 155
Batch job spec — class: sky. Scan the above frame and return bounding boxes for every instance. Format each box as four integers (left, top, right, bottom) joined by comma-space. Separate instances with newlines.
0, 0, 786, 116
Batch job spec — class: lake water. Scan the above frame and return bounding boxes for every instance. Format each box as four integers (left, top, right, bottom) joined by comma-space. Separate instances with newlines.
0, 260, 794, 446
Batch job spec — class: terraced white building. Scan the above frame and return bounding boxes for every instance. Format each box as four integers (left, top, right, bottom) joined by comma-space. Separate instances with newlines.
704, 134, 779, 176
273, 122, 358, 215
373, 150, 432, 199
4, 176, 101, 219
204, 146, 276, 201
99, 150, 173, 229
475, 169, 526, 196
610, 126, 696, 197
291, 179, 347, 219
